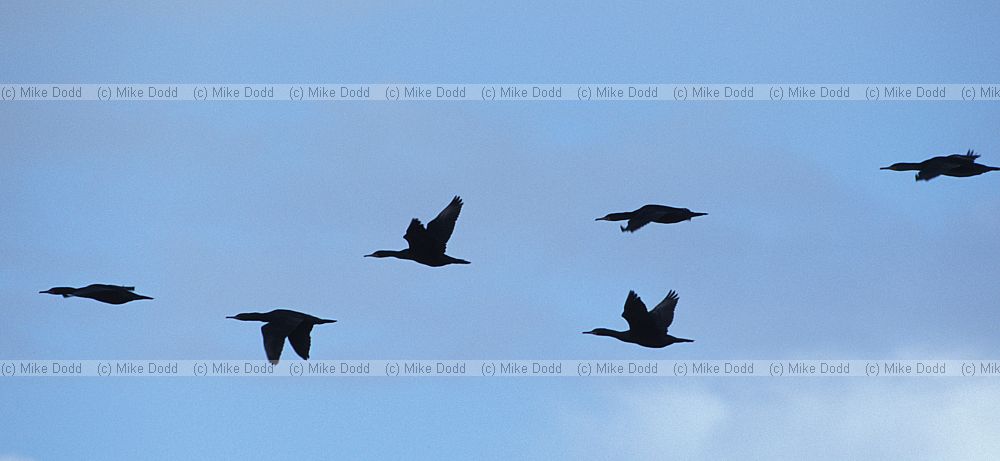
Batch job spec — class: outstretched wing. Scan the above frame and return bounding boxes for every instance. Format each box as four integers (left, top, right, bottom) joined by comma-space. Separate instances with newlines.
426, 196, 463, 249
621, 291, 653, 332
649, 290, 680, 334
261, 319, 302, 364
287, 323, 315, 360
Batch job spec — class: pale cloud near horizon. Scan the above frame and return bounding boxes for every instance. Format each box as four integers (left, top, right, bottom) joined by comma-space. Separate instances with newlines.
0, 455, 37, 461
562, 381, 1000, 460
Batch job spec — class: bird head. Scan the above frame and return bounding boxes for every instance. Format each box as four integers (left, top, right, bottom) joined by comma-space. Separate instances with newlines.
880, 162, 914, 171
226, 313, 258, 321
40, 287, 76, 296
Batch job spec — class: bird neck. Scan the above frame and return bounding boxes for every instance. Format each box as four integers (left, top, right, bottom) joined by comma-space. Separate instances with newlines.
235, 312, 270, 322
370, 249, 413, 260
889, 162, 922, 171
597, 212, 631, 222
589, 328, 631, 342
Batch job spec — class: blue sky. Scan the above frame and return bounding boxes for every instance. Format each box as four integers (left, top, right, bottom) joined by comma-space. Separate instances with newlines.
3, 1, 1000, 459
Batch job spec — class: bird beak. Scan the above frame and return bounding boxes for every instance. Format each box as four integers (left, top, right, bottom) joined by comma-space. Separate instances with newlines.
595, 216, 607, 221
363, 253, 374, 258
879, 166, 890, 170
225, 316, 236, 319
39, 290, 47, 293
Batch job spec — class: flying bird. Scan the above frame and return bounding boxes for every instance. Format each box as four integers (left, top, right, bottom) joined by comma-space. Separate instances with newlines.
227, 309, 337, 364
881, 150, 998, 181
584, 290, 693, 348
596, 204, 707, 232
39, 284, 153, 305
365, 196, 470, 267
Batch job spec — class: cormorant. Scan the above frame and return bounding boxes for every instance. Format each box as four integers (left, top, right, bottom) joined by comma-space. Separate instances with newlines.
584, 290, 693, 348
365, 196, 470, 267
596, 204, 707, 232
227, 309, 337, 364
39, 284, 153, 305
881, 150, 998, 181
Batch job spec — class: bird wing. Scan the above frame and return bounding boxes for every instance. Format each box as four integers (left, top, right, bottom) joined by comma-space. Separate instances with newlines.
287, 323, 315, 360
403, 218, 435, 251
426, 196, 463, 248
621, 291, 654, 333
916, 171, 941, 181
75, 284, 112, 295
623, 216, 653, 232
923, 153, 976, 177
649, 290, 680, 334
261, 319, 301, 364
948, 150, 979, 162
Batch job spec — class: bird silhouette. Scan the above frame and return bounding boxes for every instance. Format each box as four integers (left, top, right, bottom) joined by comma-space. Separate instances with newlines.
881, 150, 998, 181
596, 204, 707, 232
227, 309, 337, 364
39, 284, 153, 305
365, 196, 470, 266
584, 290, 693, 348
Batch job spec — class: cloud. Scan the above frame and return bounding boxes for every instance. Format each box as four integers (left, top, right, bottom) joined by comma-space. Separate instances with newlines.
560, 380, 1000, 460
0, 455, 37, 461
560, 384, 727, 458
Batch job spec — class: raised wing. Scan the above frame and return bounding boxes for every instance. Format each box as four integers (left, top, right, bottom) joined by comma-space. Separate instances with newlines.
426, 196, 463, 248
287, 323, 315, 360
261, 319, 302, 364
403, 218, 432, 250
947, 150, 979, 162
649, 290, 680, 333
621, 290, 653, 333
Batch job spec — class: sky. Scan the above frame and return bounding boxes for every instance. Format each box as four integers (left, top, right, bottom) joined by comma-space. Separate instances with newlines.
2, 1, 1000, 459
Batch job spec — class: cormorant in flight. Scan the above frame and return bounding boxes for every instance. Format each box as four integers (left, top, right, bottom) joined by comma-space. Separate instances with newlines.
227, 309, 337, 364
584, 290, 693, 348
596, 204, 707, 232
365, 196, 470, 267
881, 150, 998, 181
39, 284, 153, 305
